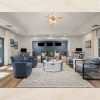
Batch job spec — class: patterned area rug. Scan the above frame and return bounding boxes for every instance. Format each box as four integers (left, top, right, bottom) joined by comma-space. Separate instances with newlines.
17, 63, 93, 88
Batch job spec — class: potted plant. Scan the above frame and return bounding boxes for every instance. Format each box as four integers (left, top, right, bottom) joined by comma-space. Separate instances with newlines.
44, 50, 51, 62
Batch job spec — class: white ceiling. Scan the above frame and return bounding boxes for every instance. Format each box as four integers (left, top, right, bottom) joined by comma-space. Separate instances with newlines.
0, 12, 100, 36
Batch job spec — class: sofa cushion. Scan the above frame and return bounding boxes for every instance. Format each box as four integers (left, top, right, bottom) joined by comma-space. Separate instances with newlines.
10, 55, 21, 62
25, 53, 29, 58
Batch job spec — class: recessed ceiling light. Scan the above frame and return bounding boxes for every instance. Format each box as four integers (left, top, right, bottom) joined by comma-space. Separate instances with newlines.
83, 32, 85, 33
0, 23, 3, 25
64, 35, 65, 36
16, 31, 18, 33
34, 35, 35, 36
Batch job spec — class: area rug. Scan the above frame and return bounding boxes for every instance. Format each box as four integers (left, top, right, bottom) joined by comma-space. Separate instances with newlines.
17, 63, 93, 88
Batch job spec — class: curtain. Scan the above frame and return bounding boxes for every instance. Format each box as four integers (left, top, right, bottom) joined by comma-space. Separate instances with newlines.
4, 30, 11, 65
91, 30, 97, 57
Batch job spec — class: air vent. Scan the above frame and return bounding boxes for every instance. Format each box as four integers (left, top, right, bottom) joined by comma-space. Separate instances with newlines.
46, 35, 50, 36
92, 25, 100, 27
5, 25, 13, 28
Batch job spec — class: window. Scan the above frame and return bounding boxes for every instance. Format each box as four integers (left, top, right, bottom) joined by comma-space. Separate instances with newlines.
98, 38, 100, 57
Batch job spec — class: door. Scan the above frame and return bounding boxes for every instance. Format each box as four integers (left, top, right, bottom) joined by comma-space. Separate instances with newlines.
0, 38, 4, 67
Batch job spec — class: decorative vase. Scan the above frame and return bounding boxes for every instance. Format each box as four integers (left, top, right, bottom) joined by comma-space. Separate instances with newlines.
46, 56, 49, 62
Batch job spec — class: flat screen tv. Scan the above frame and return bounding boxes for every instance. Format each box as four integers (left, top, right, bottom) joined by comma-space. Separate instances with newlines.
38, 43, 44, 46
76, 48, 82, 51
47, 43, 53, 46
21, 48, 27, 52
55, 42, 61, 46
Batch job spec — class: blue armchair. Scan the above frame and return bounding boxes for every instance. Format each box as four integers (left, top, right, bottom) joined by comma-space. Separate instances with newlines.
23, 53, 37, 68
10, 55, 32, 78
75, 56, 100, 80
66, 54, 81, 65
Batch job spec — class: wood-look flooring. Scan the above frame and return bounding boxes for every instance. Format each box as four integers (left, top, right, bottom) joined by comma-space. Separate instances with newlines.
0, 64, 100, 88
0, 65, 23, 88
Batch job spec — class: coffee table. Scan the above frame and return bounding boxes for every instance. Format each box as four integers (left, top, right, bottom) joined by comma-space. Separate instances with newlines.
43, 59, 62, 72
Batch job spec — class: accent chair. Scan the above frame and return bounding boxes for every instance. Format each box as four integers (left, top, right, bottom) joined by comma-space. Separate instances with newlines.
66, 53, 81, 65
23, 53, 37, 68
75, 56, 100, 80
10, 55, 32, 78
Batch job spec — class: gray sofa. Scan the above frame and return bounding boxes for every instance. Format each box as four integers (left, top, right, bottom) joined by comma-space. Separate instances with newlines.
10, 55, 32, 78
23, 53, 37, 68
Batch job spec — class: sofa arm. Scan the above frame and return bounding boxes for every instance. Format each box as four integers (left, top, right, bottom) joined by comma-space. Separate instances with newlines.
21, 59, 32, 62
13, 62, 28, 71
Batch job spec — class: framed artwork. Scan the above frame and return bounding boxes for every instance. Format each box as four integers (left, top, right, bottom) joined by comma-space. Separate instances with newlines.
10, 39, 14, 47
14, 42, 18, 49
86, 40, 91, 48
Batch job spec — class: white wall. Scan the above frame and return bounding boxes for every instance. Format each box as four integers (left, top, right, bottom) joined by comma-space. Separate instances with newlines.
21, 36, 81, 56
0, 27, 5, 38
79, 32, 93, 58
0, 27, 22, 56
97, 29, 100, 37
10, 32, 22, 56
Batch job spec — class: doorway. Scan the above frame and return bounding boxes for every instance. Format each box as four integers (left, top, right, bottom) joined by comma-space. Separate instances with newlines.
0, 38, 4, 67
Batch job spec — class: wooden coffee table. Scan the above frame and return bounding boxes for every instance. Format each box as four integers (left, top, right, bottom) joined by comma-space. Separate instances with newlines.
43, 59, 62, 72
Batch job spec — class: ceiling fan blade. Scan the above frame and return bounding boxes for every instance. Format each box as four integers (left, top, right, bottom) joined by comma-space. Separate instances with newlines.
45, 16, 50, 18
56, 20, 60, 22
48, 14, 50, 16
56, 17, 63, 19
47, 22, 51, 26
56, 23, 59, 27
45, 20, 49, 22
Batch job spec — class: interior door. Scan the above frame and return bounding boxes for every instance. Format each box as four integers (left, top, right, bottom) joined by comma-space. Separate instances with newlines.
0, 38, 4, 67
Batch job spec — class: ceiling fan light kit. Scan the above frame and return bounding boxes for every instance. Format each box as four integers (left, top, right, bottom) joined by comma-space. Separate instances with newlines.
45, 12, 62, 28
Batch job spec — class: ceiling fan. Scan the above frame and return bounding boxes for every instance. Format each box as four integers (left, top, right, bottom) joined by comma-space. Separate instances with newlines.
45, 12, 62, 28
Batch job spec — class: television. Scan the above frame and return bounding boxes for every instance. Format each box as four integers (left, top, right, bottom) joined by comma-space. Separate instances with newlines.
47, 43, 53, 46
55, 42, 61, 46
76, 48, 82, 51
38, 43, 44, 46
21, 48, 27, 52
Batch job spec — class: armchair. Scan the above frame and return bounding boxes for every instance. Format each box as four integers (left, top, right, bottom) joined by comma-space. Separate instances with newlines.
10, 55, 32, 78
66, 54, 81, 67
75, 56, 100, 80
23, 53, 37, 68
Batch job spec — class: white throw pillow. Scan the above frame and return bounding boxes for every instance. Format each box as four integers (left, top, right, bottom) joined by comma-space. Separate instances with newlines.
42, 52, 45, 57
55, 52, 59, 57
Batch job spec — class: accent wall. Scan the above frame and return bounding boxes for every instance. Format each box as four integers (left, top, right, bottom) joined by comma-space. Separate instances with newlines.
32, 41, 68, 55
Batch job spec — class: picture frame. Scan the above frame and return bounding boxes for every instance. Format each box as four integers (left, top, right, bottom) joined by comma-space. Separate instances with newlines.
10, 39, 14, 47
14, 42, 18, 49
86, 40, 91, 48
